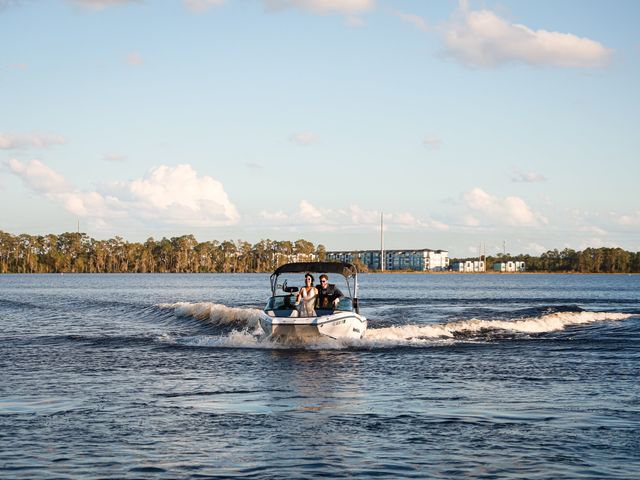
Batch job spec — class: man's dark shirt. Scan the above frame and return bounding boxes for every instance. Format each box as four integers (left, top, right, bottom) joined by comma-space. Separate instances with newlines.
316, 283, 344, 309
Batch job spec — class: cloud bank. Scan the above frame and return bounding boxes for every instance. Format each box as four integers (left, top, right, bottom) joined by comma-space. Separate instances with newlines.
0, 133, 66, 150
259, 200, 449, 231
8, 159, 71, 194
69, 0, 140, 10
7, 160, 240, 229
441, 1, 612, 68
183, 0, 226, 13
463, 187, 548, 226
264, 0, 374, 15
612, 211, 640, 227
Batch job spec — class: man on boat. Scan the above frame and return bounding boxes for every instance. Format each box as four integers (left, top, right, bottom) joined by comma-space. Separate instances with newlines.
316, 274, 344, 309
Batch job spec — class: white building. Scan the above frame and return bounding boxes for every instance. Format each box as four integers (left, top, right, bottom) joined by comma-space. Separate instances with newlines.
492, 261, 526, 272
450, 260, 485, 272
326, 249, 449, 271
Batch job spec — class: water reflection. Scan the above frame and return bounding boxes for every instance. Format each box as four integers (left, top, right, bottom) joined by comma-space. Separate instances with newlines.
0, 397, 82, 415
266, 350, 365, 415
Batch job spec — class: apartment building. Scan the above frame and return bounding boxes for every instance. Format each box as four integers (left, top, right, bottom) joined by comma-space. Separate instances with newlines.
326, 249, 449, 271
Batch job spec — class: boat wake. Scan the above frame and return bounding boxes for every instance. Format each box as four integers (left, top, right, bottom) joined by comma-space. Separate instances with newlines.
157, 302, 263, 329
156, 302, 634, 350
363, 311, 633, 346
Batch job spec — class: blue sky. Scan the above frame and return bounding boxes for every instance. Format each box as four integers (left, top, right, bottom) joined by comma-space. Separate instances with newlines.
1, 0, 639, 257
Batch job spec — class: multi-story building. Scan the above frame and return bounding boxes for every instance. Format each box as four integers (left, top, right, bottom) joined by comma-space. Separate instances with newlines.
326, 249, 449, 271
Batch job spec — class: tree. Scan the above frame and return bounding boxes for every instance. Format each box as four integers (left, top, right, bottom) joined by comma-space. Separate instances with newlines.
1, 230, 638, 274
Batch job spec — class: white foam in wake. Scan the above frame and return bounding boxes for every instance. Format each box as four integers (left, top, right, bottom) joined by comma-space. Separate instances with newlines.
364, 311, 633, 346
157, 302, 263, 329
157, 304, 633, 350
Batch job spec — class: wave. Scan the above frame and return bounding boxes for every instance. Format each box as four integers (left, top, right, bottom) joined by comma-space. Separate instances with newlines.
156, 303, 634, 350
363, 311, 633, 346
157, 302, 263, 329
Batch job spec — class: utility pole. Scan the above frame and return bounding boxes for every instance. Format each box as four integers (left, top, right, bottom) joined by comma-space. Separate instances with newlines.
484, 243, 488, 271
380, 212, 385, 272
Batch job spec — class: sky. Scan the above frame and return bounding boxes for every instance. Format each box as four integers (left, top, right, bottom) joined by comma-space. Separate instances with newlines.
1, 0, 639, 257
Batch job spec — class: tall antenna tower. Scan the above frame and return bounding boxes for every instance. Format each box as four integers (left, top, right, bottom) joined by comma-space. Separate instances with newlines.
380, 212, 385, 272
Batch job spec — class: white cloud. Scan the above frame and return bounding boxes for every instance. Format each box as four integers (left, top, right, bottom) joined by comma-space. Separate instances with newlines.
394, 10, 429, 32
264, 0, 374, 15
183, 0, 225, 13
441, 1, 612, 68
258, 200, 449, 231
7, 159, 71, 194
463, 187, 548, 226
510, 169, 546, 183
125, 52, 144, 66
259, 210, 288, 222
525, 242, 548, 255
462, 214, 480, 226
298, 200, 324, 222
348, 205, 379, 225
103, 153, 126, 162
345, 15, 365, 27
0, 132, 66, 150
69, 0, 140, 10
612, 211, 640, 226
290, 131, 319, 145
124, 164, 240, 225
72, 0, 376, 16
570, 209, 615, 237
0, 0, 23, 11
7, 161, 240, 229
579, 225, 608, 236
423, 135, 442, 149
577, 237, 614, 250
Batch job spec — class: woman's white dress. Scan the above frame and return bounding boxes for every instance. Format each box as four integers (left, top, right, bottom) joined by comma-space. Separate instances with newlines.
298, 287, 317, 317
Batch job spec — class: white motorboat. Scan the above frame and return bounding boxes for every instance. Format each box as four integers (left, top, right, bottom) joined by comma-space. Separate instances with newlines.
259, 262, 367, 342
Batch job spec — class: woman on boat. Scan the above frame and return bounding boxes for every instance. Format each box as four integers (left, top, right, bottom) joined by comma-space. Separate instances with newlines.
296, 273, 317, 317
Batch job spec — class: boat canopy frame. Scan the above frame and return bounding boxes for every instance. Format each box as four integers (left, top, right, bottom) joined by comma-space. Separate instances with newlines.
269, 261, 360, 309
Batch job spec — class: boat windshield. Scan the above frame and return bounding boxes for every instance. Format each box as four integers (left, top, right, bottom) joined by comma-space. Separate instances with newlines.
264, 295, 355, 313
334, 297, 354, 312
265, 294, 297, 311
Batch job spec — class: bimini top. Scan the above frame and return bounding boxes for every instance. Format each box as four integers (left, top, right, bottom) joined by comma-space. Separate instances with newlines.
272, 261, 358, 278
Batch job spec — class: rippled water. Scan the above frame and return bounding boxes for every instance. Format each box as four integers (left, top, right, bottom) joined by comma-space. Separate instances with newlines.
1, 273, 639, 478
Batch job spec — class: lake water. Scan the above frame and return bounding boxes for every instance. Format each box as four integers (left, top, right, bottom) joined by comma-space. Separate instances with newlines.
1, 273, 639, 479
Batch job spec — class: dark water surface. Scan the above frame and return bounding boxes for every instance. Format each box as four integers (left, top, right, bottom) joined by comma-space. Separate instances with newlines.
1, 273, 639, 479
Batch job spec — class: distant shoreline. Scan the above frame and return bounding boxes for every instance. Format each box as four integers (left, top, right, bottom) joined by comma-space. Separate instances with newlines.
1, 271, 638, 275
361, 270, 638, 275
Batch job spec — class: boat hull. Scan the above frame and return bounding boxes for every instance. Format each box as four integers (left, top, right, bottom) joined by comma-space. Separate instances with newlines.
259, 311, 367, 343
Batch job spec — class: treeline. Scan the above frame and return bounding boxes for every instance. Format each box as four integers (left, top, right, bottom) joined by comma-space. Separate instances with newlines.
455, 248, 640, 274
2, 231, 639, 274
0, 231, 324, 273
